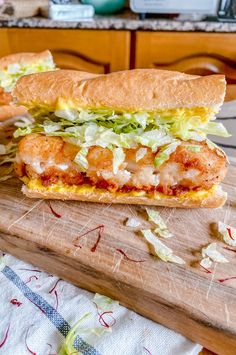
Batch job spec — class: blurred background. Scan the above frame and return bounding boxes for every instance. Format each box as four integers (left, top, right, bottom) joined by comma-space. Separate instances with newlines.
0, 1, 236, 85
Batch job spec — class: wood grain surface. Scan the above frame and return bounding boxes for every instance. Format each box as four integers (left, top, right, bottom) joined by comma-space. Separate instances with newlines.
0, 166, 236, 355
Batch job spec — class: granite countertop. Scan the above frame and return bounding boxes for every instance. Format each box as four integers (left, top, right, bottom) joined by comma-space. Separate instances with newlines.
1, 11, 236, 32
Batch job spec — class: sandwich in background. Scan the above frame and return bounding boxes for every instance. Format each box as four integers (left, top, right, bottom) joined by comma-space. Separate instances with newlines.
11, 69, 230, 207
0, 50, 56, 181
0, 50, 56, 122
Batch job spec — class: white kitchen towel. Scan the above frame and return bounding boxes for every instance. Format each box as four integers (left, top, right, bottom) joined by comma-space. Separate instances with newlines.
0, 253, 201, 355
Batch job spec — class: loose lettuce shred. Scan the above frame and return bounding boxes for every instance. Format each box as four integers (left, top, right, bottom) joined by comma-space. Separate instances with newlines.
93, 293, 119, 312
202, 243, 228, 263
200, 257, 212, 270
59, 294, 118, 355
0, 58, 55, 91
125, 217, 141, 228
0, 144, 6, 155
154, 141, 180, 167
74, 148, 89, 171
0, 255, 6, 272
112, 147, 125, 174
185, 145, 201, 152
135, 147, 147, 162
0, 142, 17, 182
0, 142, 17, 164
218, 221, 236, 247
141, 229, 185, 264
145, 208, 173, 238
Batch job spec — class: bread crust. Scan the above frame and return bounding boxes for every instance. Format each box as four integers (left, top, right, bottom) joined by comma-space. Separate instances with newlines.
14, 69, 226, 112
13, 70, 100, 108
21, 184, 227, 208
0, 104, 27, 122
0, 50, 53, 70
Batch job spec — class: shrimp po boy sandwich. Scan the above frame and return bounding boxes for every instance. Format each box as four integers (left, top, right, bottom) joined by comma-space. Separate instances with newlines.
0, 50, 56, 122
12, 69, 229, 208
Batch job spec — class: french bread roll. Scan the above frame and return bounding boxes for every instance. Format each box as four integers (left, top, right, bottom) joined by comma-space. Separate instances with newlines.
13, 69, 228, 208
22, 183, 227, 208
0, 87, 27, 121
0, 104, 27, 122
0, 50, 56, 121
13, 69, 100, 109
14, 69, 226, 112
0, 50, 53, 70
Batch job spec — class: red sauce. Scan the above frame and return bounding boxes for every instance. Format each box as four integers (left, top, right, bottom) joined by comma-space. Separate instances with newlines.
19, 166, 210, 197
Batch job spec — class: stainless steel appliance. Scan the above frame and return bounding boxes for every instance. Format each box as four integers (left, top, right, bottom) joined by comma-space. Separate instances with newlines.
130, 0, 236, 21
130, 0, 220, 16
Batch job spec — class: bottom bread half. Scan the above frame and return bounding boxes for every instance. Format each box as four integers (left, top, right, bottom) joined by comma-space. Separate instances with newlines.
21, 179, 227, 208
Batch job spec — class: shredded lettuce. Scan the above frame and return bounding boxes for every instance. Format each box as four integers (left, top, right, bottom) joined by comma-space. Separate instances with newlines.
0, 144, 6, 155
0, 142, 17, 166
0, 162, 14, 176
145, 208, 173, 238
13, 107, 229, 167
55, 109, 80, 122
0, 255, 6, 272
0, 142, 17, 182
135, 147, 147, 162
74, 148, 89, 171
59, 294, 118, 355
185, 145, 201, 152
141, 229, 185, 264
200, 257, 212, 269
59, 312, 89, 355
154, 141, 181, 168
133, 112, 149, 129
136, 129, 173, 152
17, 107, 227, 142
202, 243, 228, 263
218, 221, 236, 247
59, 313, 110, 355
93, 293, 119, 312
14, 126, 33, 138
14, 116, 34, 128
125, 217, 141, 228
0, 58, 55, 91
112, 147, 125, 174
42, 121, 62, 134
201, 122, 230, 137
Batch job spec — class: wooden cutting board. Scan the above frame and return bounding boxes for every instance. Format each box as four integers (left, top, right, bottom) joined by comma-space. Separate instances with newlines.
0, 165, 236, 355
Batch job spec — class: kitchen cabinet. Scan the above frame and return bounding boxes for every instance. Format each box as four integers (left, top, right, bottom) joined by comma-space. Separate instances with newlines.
135, 31, 236, 100
0, 29, 131, 73
135, 32, 236, 77
0, 28, 235, 99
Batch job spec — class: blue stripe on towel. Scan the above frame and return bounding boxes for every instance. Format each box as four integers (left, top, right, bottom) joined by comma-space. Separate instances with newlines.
1, 265, 101, 355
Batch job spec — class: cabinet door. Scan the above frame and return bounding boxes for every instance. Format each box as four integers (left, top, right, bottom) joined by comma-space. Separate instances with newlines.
135, 32, 236, 77
135, 32, 236, 100
3, 28, 130, 73
0, 29, 11, 57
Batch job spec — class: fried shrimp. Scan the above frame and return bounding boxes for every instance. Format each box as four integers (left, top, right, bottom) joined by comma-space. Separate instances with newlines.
15, 133, 228, 195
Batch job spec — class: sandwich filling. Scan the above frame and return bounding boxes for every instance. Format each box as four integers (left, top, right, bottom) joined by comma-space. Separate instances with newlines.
0, 57, 55, 92
14, 106, 229, 197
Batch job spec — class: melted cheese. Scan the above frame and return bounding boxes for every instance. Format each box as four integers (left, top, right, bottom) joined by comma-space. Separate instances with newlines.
46, 102, 216, 124
22, 177, 217, 201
